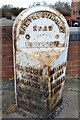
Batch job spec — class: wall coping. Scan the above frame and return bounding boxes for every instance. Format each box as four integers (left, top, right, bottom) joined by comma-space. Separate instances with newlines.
0, 18, 13, 27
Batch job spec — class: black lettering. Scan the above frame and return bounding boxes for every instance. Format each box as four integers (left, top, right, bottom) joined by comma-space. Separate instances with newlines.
33, 26, 37, 31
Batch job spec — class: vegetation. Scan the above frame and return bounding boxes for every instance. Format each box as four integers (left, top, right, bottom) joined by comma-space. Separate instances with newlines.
1, 5, 25, 19
53, 2, 71, 16
0, 2, 71, 19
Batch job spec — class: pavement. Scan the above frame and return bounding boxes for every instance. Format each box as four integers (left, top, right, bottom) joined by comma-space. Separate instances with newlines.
56, 78, 79, 118
1, 78, 79, 119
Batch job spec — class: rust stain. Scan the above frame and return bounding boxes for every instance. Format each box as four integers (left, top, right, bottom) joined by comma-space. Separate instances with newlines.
13, 4, 69, 117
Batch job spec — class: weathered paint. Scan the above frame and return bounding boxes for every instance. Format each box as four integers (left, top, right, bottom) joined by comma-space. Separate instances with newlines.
13, 5, 69, 117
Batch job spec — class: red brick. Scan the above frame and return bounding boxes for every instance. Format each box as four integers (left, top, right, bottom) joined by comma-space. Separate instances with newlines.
0, 71, 2, 78
2, 66, 14, 71
67, 61, 72, 66
2, 27, 12, 33
69, 42, 79, 47
72, 61, 78, 66
67, 56, 78, 60
68, 50, 78, 55
2, 45, 13, 51
2, 50, 13, 56
71, 69, 78, 76
2, 56, 13, 61
66, 70, 72, 77
2, 70, 14, 78
68, 47, 78, 53
2, 39, 12, 44
66, 66, 78, 71
2, 61, 13, 67
78, 61, 80, 65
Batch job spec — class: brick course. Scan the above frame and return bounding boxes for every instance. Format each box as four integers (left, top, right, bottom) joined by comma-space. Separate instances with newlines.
2, 27, 14, 79
66, 42, 79, 78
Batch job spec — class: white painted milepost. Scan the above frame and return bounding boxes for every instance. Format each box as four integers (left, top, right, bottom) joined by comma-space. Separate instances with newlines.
13, 3, 69, 117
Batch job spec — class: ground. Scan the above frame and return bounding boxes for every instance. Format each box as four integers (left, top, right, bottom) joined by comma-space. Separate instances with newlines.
1, 78, 79, 119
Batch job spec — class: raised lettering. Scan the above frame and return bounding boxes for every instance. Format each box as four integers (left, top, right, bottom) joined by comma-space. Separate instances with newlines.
33, 26, 37, 31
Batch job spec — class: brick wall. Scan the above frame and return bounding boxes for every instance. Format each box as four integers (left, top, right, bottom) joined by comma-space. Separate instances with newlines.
66, 42, 79, 78
0, 27, 2, 79
78, 42, 80, 78
2, 26, 14, 80
1, 26, 79, 80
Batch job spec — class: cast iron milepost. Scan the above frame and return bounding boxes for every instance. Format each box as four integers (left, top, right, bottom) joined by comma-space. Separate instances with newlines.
13, 3, 69, 118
